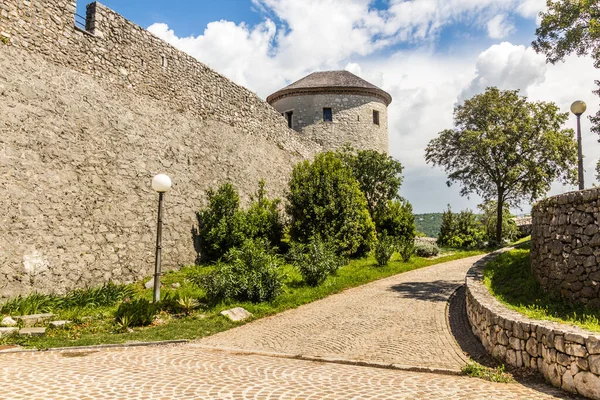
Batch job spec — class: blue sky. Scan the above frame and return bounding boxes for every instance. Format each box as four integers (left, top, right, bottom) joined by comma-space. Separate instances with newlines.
77, 1, 599, 214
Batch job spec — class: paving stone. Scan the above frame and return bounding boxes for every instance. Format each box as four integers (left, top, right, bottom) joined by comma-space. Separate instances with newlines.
19, 327, 46, 337
49, 320, 71, 328
15, 313, 55, 327
1, 316, 17, 327
0, 327, 18, 337
220, 307, 252, 322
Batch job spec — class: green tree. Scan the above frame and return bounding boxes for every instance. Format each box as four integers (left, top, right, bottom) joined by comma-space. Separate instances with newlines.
532, 0, 600, 137
477, 200, 518, 245
338, 146, 404, 219
438, 206, 457, 246
287, 152, 376, 257
437, 206, 485, 249
425, 87, 577, 243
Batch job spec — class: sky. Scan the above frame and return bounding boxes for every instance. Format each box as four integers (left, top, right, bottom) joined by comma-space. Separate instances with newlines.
77, 0, 599, 214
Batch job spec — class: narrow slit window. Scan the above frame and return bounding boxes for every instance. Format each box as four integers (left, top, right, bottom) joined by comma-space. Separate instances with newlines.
285, 111, 294, 129
161, 55, 167, 67
373, 110, 380, 125
323, 108, 333, 122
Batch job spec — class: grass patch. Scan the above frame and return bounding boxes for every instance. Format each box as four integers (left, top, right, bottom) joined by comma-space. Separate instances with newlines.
1, 249, 483, 349
462, 362, 513, 383
483, 243, 600, 332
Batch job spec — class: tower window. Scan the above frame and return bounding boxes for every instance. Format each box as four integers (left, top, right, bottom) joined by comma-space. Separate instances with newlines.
373, 110, 380, 125
285, 111, 293, 129
323, 108, 333, 122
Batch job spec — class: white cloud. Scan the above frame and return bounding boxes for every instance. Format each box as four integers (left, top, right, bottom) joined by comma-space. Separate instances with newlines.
487, 14, 515, 39
458, 42, 547, 102
146, 0, 599, 213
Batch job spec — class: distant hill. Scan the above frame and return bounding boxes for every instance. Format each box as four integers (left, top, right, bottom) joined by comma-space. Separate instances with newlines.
414, 213, 443, 238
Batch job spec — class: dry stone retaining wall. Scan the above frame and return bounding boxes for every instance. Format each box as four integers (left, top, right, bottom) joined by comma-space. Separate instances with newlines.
466, 254, 600, 399
531, 188, 600, 306
0, 1, 327, 297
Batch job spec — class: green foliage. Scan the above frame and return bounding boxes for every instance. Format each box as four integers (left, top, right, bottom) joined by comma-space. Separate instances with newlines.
195, 181, 284, 262
245, 180, 285, 250
397, 236, 415, 262
484, 247, 600, 332
176, 296, 200, 316
0, 36, 9, 45
438, 206, 485, 249
414, 213, 443, 238
414, 241, 440, 258
287, 152, 376, 257
374, 199, 415, 243
477, 200, 518, 245
462, 362, 513, 383
374, 233, 395, 267
426, 87, 577, 242
114, 298, 157, 327
195, 183, 246, 262
200, 239, 286, 303
337, 146, 404, 218
0, 283, 133, 315
288, 238, 345, 286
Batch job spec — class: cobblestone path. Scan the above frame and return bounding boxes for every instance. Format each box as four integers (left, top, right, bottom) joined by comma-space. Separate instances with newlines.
197, 254, 485, 372
0, 255, 578, 398
0, 345, 573, 399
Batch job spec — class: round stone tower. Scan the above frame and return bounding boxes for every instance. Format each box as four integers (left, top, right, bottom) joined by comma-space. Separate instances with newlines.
267, 71, 392, 154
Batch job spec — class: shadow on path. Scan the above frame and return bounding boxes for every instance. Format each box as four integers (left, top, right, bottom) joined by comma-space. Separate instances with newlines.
389, 280, 459, 302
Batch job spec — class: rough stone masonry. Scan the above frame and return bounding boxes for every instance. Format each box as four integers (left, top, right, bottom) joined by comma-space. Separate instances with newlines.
0, 0, 331, 297
531, 188, 600, 306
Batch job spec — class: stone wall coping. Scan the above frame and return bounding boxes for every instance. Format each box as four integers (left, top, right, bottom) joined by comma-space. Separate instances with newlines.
466, 250, 600, 398
534, 187, 600, 210
466, 251, 598, 341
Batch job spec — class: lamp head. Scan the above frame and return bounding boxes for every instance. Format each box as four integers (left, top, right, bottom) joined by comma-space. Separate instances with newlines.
571, 100, 587, 116
152, 174, 172, 193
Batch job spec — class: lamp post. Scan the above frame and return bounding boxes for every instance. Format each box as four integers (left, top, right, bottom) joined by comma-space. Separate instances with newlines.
571, 101, 587, 190
151, 174, 172, 303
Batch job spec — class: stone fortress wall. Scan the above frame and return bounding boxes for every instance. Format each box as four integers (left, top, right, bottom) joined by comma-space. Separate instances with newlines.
466, 255, 600, 399
271, 94, 388, 154
531, 188, 600, 306
0, 0, 329, 297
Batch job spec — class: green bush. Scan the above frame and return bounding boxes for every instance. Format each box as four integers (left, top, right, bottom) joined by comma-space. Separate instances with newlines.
374, 199, 415, 242
438, 206, 485, 249
414, 241, 440, 258
114, 298, 158, 327
477, 200, 518, 245
289, 238, 345, 286
397, 235, 415, 262
245, 180, 284, 250
200, 239, 286, 303
374, 233, 395, 267
195, 181, 284, 262
195, 183, 247, 262
287, 152, 376, 257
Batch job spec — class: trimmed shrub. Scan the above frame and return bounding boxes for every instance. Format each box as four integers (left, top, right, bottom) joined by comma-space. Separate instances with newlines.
397, 235, 415, 262
200, 239, 286, 303
195, 181, 284, 262
374, 199, 415, 243
114, 298, 157, 327
289, 238, 345, 286
438, 206, 485, 249
287, 152, 376, 258
414, 241, 440, 258
374, 233, 395, 267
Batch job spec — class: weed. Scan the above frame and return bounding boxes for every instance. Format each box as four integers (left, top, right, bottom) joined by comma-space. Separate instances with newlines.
462, 362, 513, 383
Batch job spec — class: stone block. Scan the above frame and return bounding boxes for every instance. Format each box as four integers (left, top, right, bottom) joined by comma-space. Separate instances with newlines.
574, 371, 600, 399
1, 316, 17, 327
526, 337, 538, 357
588, 337, 600, 355
555, 335, 565, 352
220, 307, 252, 322
49, 320, 71, 328
565, 342, 588, 357
15, 313, 55, 327
19, 327, 45, 337
0, 327, 18, 337
562, 370, 576, 393
556, 352, 570, 366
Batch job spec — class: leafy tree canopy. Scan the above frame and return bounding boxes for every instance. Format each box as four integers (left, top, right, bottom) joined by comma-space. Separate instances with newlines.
425, 87, 577, 241
533, 0, 600, 136
337, 146, 404, 218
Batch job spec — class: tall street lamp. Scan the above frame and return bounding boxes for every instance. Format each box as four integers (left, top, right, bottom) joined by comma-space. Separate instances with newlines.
571, 101, 587, 190
151, 173, 172, 303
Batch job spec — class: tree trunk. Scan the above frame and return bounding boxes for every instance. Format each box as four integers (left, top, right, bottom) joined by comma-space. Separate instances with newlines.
496, 189, 504, 244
